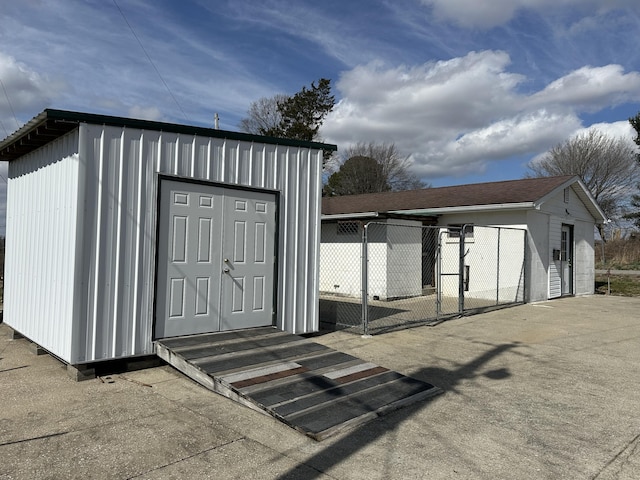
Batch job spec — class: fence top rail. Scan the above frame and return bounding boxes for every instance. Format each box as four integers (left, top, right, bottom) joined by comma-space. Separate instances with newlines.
364, 221, 526, 233
364, 221, 441, 229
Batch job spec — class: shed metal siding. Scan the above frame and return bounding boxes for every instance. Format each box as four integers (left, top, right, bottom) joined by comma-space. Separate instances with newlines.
4, 122, 324, 364
72, 123, 321, 363
5, 130, 81, 362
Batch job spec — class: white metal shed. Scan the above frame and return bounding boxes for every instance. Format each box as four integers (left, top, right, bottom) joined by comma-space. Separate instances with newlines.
0, 109, 336, 366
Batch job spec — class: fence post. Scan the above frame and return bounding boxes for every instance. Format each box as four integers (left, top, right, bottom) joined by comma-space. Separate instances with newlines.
458, 225, 466, 314
523, 229, 528, 303
362, 223, 369, 336
436, 230, 442, 318
496, 227, 501, 305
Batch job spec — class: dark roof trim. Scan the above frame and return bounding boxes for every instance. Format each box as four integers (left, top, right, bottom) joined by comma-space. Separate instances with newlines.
0, 109, 338, 162
321, 211, 438, 224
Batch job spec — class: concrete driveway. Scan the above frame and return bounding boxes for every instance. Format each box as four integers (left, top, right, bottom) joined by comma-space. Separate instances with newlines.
1, 295, 639, 479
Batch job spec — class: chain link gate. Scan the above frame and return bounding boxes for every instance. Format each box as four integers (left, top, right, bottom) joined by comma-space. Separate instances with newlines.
319, 221, 527, 335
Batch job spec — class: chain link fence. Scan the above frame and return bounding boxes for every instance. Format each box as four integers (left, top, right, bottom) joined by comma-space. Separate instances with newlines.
319, 220, 365, 331
319, 221, 527, 335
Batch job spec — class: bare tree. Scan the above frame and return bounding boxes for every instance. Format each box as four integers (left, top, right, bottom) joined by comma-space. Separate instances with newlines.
324, 142, 429, 196
238, 94, 289, 135
624, 112, 640, 228
527, 129, 638, 215
527, 129, 640, 238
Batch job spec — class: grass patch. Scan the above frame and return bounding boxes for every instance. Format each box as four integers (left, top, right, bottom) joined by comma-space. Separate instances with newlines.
595, 237, 640, 270
595, 273, 640, 296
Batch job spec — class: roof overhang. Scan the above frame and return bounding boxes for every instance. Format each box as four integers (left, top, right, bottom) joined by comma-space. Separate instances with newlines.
0, 110, 79, 161
321, 212, 380, 221
0, 109, 338, 162
388, 202, 537, 216
321, 211, 438, 225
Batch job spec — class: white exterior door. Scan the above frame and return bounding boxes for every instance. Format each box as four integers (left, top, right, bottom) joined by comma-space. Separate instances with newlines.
155, 179, 276, 339
560, 224, 574, 296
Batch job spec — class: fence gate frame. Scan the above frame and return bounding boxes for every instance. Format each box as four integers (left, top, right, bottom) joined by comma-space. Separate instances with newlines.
358, 222, 527, 335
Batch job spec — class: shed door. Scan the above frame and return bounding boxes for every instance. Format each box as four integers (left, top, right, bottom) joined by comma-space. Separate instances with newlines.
155, 179, 276, 339
221, 189, 276, 330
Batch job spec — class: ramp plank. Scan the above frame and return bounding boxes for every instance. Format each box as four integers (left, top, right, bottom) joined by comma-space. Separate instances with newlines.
156, 327, 441, 441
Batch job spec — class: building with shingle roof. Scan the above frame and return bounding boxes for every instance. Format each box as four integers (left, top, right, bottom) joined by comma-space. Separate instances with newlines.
320, 176, 606, 307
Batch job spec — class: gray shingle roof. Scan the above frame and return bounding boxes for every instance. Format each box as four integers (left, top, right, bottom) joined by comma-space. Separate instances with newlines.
322, 176, 577, 215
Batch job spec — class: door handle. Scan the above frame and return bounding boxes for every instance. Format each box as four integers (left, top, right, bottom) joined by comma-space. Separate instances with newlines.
223, 267, 230, 273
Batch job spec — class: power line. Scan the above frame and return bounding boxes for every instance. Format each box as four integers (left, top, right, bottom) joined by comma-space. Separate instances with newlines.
112, 0, 189, 122
0, 119, 9, 138
0, 77, 21, 130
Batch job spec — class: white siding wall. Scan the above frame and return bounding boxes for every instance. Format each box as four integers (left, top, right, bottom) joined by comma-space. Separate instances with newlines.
526, 211, 550, 302
438, 190, 598, 303
436, 225, 525, 301
385, 220, 422, 299
319, 219, 422, 301
574, 219, 596, 295
364, 222, 389, 299
437, 213, 527, 300
540, 186, 596, 299
319, 222, 363, 297
5, 131, 81, 362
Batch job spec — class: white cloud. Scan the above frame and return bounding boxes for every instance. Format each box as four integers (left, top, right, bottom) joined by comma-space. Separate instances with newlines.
419, 0, 640, 29
527, 120, 638, 168
406, 109, 583, 178
128, 105, 164, 122
582, 121, 637, 143
321, 50, 640, 180
326, 51, 523, 140
420, 0, 520, 29
0, 52, 63, 134
528, 65, 640, 111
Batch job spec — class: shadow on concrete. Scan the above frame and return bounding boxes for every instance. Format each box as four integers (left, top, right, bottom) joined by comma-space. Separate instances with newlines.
318, 298, 407, 333
276, 341, 520, 480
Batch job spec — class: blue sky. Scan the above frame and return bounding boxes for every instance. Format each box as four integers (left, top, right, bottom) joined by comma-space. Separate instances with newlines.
1, 0, 640, 233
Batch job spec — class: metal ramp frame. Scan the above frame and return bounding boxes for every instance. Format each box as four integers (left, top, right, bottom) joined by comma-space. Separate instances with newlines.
156, 326, 442, 441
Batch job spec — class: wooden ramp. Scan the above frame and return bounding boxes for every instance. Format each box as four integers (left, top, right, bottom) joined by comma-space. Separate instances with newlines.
156, 327, 442, 441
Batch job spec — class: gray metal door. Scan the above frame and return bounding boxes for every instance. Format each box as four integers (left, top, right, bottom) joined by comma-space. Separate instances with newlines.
220, 189, 276, 330
155, 180, 276, 338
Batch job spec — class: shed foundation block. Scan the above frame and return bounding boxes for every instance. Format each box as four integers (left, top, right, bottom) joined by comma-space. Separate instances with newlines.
67, 364, 96, 382
30, 343, 48, 356
10, 328, 24, 340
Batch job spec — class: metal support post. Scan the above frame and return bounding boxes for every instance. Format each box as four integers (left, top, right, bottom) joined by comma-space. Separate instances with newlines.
458, 225, 466, 314
362, 223, 370, 337
496, 227, 501, 305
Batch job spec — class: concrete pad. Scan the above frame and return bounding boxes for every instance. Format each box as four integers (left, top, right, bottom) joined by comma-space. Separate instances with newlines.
2, 295, 640, 479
